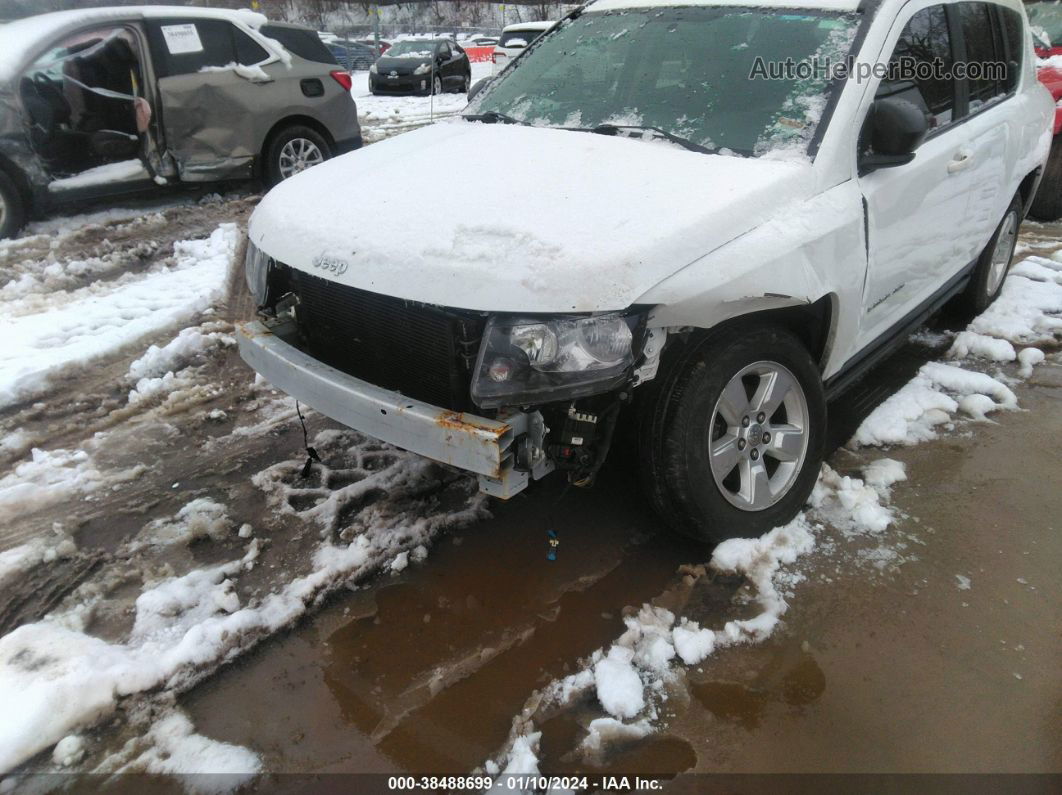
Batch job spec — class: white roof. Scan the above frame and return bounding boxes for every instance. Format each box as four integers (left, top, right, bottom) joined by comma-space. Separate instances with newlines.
588, 0, 861, 12
0, 5, 268, 82
501, 21, 556, 32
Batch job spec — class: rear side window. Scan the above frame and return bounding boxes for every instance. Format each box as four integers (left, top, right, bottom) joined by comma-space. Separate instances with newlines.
234, 28, 269, 66
959, 2, 1006, 107
996, 5, 1024, 92
147, 19, 238, 77
500, 29, 544, 48
877, 5, 956, 128
260, 24, 338, 64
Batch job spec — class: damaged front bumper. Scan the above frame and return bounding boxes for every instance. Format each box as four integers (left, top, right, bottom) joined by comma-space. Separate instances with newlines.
236, 318, 552, 498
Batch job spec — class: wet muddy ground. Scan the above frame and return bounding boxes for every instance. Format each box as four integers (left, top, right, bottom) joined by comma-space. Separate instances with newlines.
1, 194, 1059, 784
174, 360, 1062, 779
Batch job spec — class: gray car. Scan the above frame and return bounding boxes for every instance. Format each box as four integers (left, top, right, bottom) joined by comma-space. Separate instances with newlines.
0, 6, 362, 238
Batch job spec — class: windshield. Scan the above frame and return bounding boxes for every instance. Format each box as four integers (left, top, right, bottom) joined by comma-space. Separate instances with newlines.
1027, 1, 1062, 48
468, 8, 859, 158
387, 40, 438, 58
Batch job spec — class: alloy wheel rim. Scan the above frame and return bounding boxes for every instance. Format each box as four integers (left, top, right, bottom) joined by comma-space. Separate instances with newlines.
434, 76, 442, 94
708, 361, 810, 512
986, 211, 1017, 296
278, 138, 324, 180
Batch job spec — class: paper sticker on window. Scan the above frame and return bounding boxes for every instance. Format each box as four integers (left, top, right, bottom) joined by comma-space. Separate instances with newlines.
161, 24, 203, 55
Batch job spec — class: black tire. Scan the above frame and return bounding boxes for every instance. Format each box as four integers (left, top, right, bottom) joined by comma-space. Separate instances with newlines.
956, 194, 1022, 316
638, 326, 826, 544
0, 169, 26, 241
263, 125, 332, 188
460, 72, 471, 94
1029, 136, 1062, 222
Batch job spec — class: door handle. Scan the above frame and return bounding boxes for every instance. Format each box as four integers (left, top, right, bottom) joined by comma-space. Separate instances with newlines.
947, 149, 973, 174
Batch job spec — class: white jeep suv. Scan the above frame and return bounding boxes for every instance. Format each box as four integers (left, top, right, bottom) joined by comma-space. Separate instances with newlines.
238, 0, 1052, 542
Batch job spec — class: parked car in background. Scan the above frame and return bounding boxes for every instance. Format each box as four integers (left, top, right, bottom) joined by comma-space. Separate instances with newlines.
328, 39, 377, 71
369, 38, 471, 95
0, 6, 361, 239
238, 0, 1050, 542
491, 21, 553, 75
355, 38, 391, 55
1027, 1, 1062, 219
466, 36, 499, 47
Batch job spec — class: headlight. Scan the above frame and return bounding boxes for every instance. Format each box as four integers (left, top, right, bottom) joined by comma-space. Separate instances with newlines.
413, 62, 433, 75
243, 239, 271, 306
369, 63, 378, 74
471, 312, 640, 408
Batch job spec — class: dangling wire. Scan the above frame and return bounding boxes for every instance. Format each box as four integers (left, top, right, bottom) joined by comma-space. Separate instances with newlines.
296, 400, 321, 478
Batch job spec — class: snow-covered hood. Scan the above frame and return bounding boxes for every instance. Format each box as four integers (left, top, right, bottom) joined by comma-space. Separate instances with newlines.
249, 122, 814, 313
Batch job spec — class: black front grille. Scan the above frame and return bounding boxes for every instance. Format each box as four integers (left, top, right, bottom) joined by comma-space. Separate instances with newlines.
286, 269, 484, 411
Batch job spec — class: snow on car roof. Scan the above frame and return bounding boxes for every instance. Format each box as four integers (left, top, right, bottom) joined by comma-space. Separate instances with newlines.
588, 0, 862, 11
0, 5, 268, 82
501, 21, 556, 32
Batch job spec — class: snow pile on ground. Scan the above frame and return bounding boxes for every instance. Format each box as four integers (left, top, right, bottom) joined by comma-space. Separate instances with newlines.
0, 442, 143, 528
131, 498, 232, 549
0, 430, 487, 776
854, 262, 1060, 446
0, 531, 77, 589
126, 323, 235, 405
851, 362, 1018, 446
973, 257, 1062, 342
1, 240, 164, 304
483, 462, 901, 773
0, 224, 238, 408
128, 324, 236, 381
809, 461, 906, 537
94, 708, 260, 794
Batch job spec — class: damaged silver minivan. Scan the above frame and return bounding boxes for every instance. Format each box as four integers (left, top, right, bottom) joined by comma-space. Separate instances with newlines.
237, 0, 1051, 542
0, 6, 361, 238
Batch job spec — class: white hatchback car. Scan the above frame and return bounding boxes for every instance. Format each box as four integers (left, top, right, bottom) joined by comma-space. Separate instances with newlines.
238, 0, 1051, 543
491, 20, 554, 75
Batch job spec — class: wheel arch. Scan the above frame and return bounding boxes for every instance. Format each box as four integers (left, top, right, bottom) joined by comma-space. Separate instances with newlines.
256, 115, 336, 178
1017, 164, 1043, 217
656, 293, 838, 377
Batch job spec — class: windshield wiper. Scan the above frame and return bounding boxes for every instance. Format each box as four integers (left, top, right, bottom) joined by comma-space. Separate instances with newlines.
576, 124, 716, 155
462, 110, 530, 126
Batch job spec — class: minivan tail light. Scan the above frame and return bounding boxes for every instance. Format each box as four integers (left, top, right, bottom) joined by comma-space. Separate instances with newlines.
330, 70, 352, 91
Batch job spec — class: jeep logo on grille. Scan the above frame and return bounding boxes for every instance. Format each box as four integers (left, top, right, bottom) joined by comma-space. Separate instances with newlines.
312, 255, 349, 276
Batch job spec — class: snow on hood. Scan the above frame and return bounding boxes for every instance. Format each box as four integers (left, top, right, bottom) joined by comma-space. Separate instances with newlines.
249, 121, 812, 313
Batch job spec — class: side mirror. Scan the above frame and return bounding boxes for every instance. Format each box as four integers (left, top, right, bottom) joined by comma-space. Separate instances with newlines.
467, 76, 493, 101
858, 97, 930, 175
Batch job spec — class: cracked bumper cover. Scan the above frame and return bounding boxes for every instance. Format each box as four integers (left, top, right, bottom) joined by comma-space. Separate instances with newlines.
236, 319, 546, 498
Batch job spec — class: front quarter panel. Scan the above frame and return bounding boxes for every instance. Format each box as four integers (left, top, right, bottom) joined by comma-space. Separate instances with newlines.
638, 181, 866, 379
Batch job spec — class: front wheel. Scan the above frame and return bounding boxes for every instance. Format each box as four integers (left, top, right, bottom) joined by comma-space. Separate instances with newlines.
639, 327, 826, 543
431, 75, 443, 96
1029, 136, 1062, 222
263, 125, 332, 188
0, 169, 26, 241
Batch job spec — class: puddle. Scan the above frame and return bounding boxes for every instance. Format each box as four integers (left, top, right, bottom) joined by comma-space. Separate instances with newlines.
691, 644, 826, 730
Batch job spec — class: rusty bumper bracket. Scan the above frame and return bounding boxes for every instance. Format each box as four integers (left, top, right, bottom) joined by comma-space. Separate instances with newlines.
236, 319, 545, 499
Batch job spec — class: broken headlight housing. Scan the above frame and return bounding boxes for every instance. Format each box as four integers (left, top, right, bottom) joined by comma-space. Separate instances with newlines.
471, 312, 642, 408
244, 240, 272, 307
